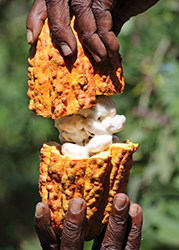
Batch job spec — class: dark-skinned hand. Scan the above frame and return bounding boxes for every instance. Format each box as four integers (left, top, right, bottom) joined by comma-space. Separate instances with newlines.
34, 193, 143, 250
26, 0, 159, 62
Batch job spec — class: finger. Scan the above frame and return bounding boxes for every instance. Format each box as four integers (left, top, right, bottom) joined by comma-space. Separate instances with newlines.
34, 202, 59, 250
100, 193, 130, 250
45, 0, 77, 56
26, 0, 47, 44
71, 0, 107, 62
101, 193, 130, 250
92, 0, 119, 58
124, 203, 143, 250
60, 197, 86, 250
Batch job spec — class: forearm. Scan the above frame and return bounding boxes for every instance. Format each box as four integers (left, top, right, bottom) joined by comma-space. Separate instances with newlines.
118, 0, 159, 17
112, 0, 160, 34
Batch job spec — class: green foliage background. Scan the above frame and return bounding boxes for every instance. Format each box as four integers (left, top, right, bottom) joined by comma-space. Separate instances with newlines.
0, 0, 179, 249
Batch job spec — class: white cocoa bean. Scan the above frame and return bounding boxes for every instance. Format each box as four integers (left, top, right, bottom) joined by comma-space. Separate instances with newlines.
83, 118, 109, 135
55, 114, 85, 133
62, 143, 89, 158
59, 131, 84, 145
85, 135, 112, 153
101, 115, 126, 134
92, 96, 116, 120
79, 96, 116, 120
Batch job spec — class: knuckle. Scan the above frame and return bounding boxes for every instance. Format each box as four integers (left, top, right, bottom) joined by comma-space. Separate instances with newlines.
126, 241, 140, 250
125, 225, 141, 250
129, 224, 142, 238
100, 213, 129, 250
80, 32, 93, 44
92, 3, 106, 21
45, 0, 58, 7
92, 0, 115, 21
98, 28, 107, 37
92, 1, 103, 12
101, 238, 122, 250
77, 27, 95, 45
101, 244, 120, 250
101, 215, 126, 244
93, 0, 114, 11
109, 214, 126, 233
71, 0, 91, 15
50, 23, 66, 41
130, 223, 142, 236
50, 24, 61, 37
63, 220, 81, 239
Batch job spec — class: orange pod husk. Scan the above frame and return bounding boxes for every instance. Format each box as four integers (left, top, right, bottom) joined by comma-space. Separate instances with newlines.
27, 19, 125, 119
39, 140, 138, 240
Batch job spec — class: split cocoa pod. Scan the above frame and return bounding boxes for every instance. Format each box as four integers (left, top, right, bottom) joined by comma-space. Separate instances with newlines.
27, 19, 124, 119
27, 18, 138, 240
39, 140, 138, 240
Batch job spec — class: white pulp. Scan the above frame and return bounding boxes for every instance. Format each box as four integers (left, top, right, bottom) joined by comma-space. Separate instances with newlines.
55, 96, 126, 158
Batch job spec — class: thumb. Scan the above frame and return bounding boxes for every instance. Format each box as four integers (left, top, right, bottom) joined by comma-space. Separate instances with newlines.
26, 0, 47, 44
34, 202, 59, 250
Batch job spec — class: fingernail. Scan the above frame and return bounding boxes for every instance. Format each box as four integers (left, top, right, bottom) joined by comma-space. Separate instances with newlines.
60, 43, 73, 56
70, 200, 83, 214
129, 204, 139, 217
27, 29, 33, 44
35, 204, 44, 218
92, 53, 102, 63
115, 197, 127, 210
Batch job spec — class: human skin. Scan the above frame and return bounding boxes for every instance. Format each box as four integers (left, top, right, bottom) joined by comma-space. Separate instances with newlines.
35, 193, 143, 250
26, 0, 159, 62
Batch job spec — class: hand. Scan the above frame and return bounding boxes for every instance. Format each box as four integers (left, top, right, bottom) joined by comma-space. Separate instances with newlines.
34, 193, 143, 250
26, 0, 159, 62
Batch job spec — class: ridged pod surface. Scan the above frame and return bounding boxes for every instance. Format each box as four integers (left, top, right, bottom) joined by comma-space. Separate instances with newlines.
39, 140, 138, 240
27, 19, 125, 119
